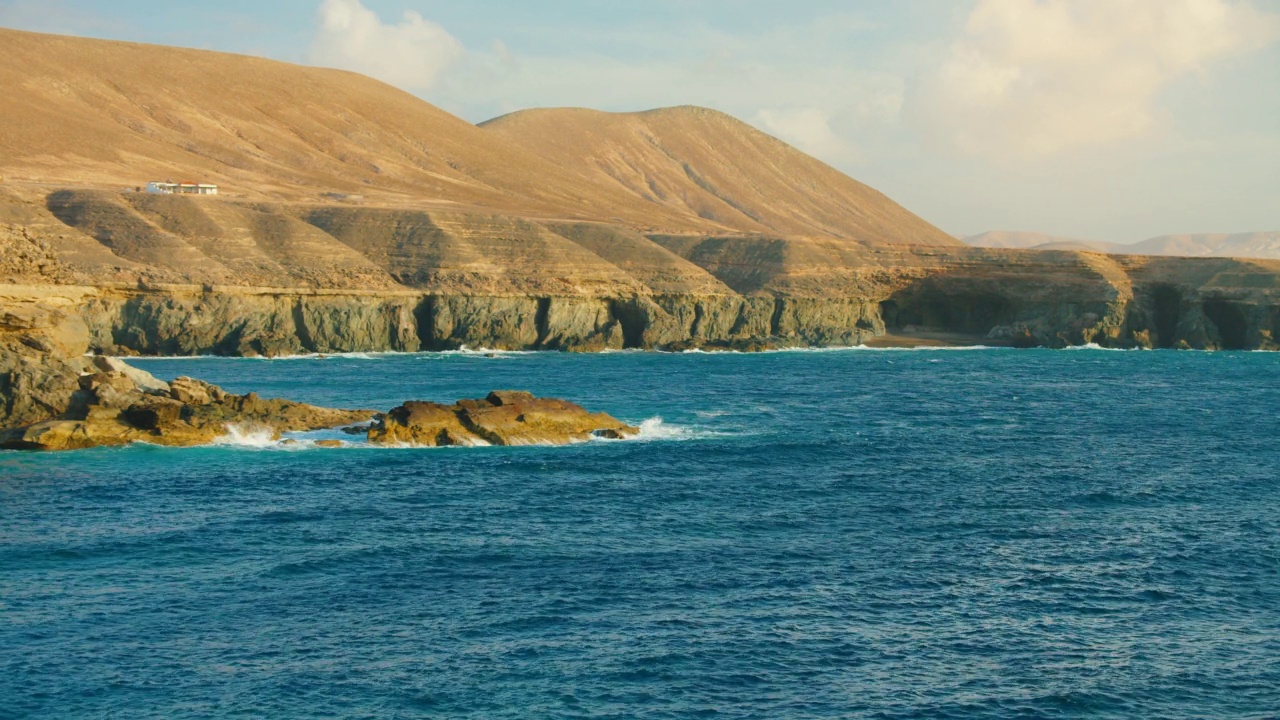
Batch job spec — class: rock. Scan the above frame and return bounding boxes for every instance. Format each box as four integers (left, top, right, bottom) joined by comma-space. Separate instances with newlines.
592, 428, 632, 440
1, 303, 91, 429
368, 392, 638, 447
368, 401, 475, 446
314, 440, 343, 448
91, 356, 170, 395
487, 390, 535, 406
122, 398, 184, 430
1, 369, 375, 451
19, 335, 52, 352
169, 376, 223, 405
2, 420, 101, 451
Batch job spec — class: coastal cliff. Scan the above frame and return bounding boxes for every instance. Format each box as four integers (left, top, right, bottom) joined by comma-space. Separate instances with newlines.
5, 264, 1275, 363
1, 27, 1278, 372
5, 188, 1274, 356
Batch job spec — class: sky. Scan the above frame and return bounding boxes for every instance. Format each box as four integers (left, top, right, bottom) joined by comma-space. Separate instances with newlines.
2, 0, 1278, 241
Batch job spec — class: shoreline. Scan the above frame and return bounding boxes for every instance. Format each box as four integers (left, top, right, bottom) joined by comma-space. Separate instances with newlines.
4, 280, 1278, 355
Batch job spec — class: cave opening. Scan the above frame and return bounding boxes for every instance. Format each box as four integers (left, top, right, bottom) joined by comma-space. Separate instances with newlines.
1202, 299, 1248, 350
878, 289, 1011, 334
879, 299, 901, 329
534, 297, 552, 346
608, 299, 647, 349
1150, 285, 1182, 349
413, 296, 441, 350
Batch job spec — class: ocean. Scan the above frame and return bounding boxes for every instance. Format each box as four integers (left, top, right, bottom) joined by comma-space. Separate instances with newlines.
3, 348, 1279, 719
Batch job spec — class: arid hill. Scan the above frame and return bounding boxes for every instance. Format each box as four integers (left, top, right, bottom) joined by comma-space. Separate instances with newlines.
0, 27, 955, 245
0, 27, 687, 228
0, 27, 1277, 369
481, 107, 956, 246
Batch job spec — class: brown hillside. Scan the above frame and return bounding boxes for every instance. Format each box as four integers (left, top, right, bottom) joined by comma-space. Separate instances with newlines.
481, 106, 957, 246
0, 27, 694, 230
0, 28, 956, 245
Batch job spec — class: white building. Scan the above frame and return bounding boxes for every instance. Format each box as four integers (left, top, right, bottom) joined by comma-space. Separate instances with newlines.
146, 181, 218, 196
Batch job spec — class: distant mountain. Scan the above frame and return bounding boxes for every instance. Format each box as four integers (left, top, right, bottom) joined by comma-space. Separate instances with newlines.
962, 231, 1280, 260
1129, 232, 1280, 259
961, 231, 1105, 251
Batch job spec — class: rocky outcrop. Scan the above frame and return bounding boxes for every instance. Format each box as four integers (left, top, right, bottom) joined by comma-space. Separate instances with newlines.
0, 364, 374, 451
1, 287, 93, 429
367, 391, 638, 447
0, 305, 640, 451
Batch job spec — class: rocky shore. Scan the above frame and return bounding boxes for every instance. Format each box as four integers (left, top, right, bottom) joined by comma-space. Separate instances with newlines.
0, 294, 636, 450
0, 360, 374, 451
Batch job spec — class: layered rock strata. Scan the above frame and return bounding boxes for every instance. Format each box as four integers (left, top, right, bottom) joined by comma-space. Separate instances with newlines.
57, 264, 1280, 355
4, 192, 1280, 355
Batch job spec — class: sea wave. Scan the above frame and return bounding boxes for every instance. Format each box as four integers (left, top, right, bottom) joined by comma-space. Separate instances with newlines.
1064, 343, 1129, 351
678, 344, 1008, 354
121, 348, 538, 362
586, 417, 731, 443
212, 424, 279, 448
205, 418, 713, 451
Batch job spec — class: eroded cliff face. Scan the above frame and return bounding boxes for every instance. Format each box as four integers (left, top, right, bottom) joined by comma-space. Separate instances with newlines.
50, 275, 1280, 358
872, 252, 1280, 350
67, 288, 900, 356
81, 290, 422, 357
0, 286, 93, 429
3, 191, 1280, 359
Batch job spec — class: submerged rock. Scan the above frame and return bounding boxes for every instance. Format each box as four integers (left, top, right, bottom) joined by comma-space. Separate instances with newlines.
368, 390, 639, 447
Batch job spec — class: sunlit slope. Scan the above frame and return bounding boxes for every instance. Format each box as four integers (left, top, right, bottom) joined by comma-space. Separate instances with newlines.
1, 28, 959, 246
481, 106, 959, 246
0, 28, 701, 229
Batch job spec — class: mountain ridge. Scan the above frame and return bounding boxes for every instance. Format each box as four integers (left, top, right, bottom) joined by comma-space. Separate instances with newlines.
963, 230, 1280, 260
0, 26, 955, 246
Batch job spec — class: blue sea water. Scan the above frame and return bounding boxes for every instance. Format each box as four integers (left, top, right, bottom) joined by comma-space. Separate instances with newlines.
3, 348, 1280, 719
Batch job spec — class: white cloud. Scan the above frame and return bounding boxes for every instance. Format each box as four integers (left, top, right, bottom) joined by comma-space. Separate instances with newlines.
753, 107, 858, 163
309, 0, 463, 92
913, 0, 1280, 159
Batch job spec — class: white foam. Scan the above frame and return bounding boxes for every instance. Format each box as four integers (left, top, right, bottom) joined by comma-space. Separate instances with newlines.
260, 351, 405, 361
437, 346, 540, 357
673, 344, 1008, 354
1063, 343, 1145, 352
842, 344, 1003, 352
121, 344, 1022, 362
591, 417, 718, 443
121, 354, 222, 361
213, 424, 279, 448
